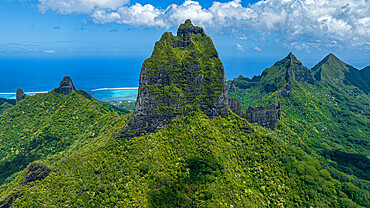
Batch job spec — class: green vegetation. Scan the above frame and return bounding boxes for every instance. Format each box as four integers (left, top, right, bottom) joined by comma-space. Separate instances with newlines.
228, 53, 370, 206
141, 19, 225, 110
0, 98, 15, 114
0, 90, 121, 185
0, 110, 362, 207
0, 23, 368, 207
103, 100, 135, 115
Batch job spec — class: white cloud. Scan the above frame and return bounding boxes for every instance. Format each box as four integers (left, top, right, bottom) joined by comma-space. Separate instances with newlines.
43, 49, 55, 54
38, 0, 129, 14
36, 0, 370, 49
92, 3, 166, 27
236, 43, 245, 52
254, 46, 262, 52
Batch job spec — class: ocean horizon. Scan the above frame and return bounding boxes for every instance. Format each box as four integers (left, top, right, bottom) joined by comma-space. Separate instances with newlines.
0, 87, 139, 102
0, 57, 142, 102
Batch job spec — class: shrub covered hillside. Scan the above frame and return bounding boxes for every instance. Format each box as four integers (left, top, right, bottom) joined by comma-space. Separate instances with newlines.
228, 53, 370, 206
0, 110, 363, 207
0, 98, 15, 114
0, 20, 368, 207
0, 90, 123, 185
103, 101, 135, 115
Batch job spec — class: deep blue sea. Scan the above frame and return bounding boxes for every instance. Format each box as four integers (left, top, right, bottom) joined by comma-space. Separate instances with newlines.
0, 56, 273, 102
0, 57, 143, 102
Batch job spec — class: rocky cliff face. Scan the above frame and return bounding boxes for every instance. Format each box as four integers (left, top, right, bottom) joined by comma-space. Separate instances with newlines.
244, 104, 280, 130
54, 76, 76, 95
228, 97, 280, 130
119, 20, 229, 139
228, 97, 242, 116
16, 88, 26, 104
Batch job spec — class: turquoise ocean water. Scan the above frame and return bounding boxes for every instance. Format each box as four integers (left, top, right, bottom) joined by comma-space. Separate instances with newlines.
0, 57, 141, 102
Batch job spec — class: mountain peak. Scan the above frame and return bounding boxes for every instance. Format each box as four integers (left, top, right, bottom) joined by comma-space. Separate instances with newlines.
177, 19, 204, 44
285, 52, 300, 63
323, 53, 341, 63
269, 53, 314, 85
54, 76, 76, 95
16, 88, 26, 104
119, 21, 228, 138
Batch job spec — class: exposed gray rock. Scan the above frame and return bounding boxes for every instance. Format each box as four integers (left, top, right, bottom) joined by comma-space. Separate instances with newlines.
228, 97, 242, 116
279, 82, 292, 98
176, 19, 205, 47
118, 20, 229, 139
244, 103, 281, 130
16, 88, 26, 104
54, 76, 76, 95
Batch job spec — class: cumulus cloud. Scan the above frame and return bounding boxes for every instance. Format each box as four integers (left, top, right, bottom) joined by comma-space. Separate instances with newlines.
43, 49, 55, 54
236, 43, 245, 52
254, 46, 262, 52
92, 3, 166, 27
36, 0, 370, 49
38, 0, 129, 14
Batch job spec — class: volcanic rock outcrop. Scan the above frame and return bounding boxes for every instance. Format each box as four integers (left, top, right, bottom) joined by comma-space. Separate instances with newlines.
227, 97, 280, 130
228, 97, 242, 116
244, 103, 281, 130
16, 88, 26, 104
54, 76, 76, 95
118, 19, 229, 139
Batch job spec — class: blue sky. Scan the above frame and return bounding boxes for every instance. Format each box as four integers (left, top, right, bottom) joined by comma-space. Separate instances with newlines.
0, 0, 369, 83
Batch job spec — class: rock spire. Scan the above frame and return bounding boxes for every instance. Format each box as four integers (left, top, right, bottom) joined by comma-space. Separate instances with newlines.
118, 19, 229, 139
54, 76, 76, 95
16, 88, 26, 104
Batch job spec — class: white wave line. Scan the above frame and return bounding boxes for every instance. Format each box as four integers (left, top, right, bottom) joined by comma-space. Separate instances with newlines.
91, 87, 138, 91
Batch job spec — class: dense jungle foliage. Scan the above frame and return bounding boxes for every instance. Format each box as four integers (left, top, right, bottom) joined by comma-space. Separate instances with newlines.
0, 107, 364, 207
228, 53, 370, 206
103, 101, 135, 115
0, 98, 15, 114
0, 90, 120, 185
0, 22, 368, 207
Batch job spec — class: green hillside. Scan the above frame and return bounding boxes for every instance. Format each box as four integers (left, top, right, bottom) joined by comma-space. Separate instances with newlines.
228, 53, 370, 206
1, 110, 362, 207
0, 22, 368, 207
0, 90, 121, 185
103, 101, 135, 115
0, 98, 15, 114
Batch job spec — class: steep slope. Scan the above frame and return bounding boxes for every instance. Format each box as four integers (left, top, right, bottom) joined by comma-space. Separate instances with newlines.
0, 78, 120, 185
360, 66, 370, 86
120, 19, 228, 138
0, 112, 362, 207
228, 53, 370, 206
0, 98, 15, 114
0, 26, 366, 207
312, 54, 369, 94
228, 53, 315, 108
103, 100, 135, 115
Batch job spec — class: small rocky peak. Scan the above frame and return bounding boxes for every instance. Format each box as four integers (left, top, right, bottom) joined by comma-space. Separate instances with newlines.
274, 52, 302, 69
54, 76, 76, 95
285, 52, 302, 65
177, 19, 204, 43
16, 88, 26, 104
322, 53, 341, 64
